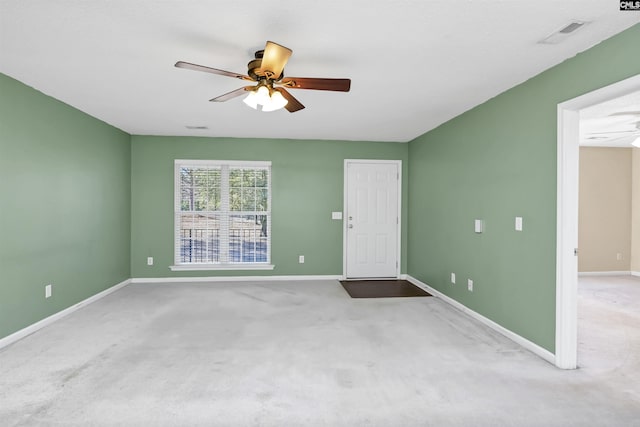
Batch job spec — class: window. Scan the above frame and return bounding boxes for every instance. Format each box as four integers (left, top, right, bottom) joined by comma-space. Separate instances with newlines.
172, 160, 272, 270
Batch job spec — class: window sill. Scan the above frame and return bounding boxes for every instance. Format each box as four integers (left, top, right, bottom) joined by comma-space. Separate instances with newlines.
169, 264, 275, 271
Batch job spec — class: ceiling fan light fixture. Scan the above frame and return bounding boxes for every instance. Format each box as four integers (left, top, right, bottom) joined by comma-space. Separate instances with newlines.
243, 85, 288, 112
243, 85, 271, 110
176, 40, 349, 113
255, 86, 271, 106
262, 90, 288, 112
243, 90, 259, 109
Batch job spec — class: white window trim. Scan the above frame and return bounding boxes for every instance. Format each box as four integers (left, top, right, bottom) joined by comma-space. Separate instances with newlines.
172, 159, 273, 271
169, 263, 275, 271
175, 159, 271, 168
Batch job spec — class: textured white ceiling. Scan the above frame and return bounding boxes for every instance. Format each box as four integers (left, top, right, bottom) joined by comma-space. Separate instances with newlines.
1, 1, 639, 142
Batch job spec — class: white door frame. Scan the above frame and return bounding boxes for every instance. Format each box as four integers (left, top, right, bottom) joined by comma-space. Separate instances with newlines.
556, 73, 640, 369
343, 159, 402, 279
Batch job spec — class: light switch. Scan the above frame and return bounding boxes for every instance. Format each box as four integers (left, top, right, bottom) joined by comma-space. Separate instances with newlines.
332, 212, 343, 220
515, 217, 523, 231
474, 219, 483, 233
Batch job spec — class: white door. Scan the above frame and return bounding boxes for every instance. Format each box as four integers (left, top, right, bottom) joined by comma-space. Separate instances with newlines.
345, 160, 400, 278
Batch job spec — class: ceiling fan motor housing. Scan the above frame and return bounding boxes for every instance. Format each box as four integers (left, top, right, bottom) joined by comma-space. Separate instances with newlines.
248, 49, 284, 81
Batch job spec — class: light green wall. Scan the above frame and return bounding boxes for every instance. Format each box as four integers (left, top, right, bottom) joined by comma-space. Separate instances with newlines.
3, 23, 639, 350
407, 23, 640, 352
131, 136, 408, 278
0, 73, 131, 340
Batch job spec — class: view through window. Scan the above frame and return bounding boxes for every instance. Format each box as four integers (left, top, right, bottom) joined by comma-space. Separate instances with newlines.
175, 160, 271, 267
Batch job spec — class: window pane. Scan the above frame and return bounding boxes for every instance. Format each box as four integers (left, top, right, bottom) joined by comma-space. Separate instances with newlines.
207, 169, 221, 187
229, 187, 241, 211
180, 168, 193, 211
256, 215, 268, 262
206, 188, 220, 211
179, 213, 220, 263
230, 168, 242, 186
242, 188, 256, 211
242, 169, 256, 187
229, 214, 267, 263
257, 189, 268, 212
192, 169, 208, 211
256, 169, 268, 187
205, 169, 220, 211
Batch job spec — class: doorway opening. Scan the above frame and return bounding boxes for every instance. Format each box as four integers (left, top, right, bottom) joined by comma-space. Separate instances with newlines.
576, 89, 640, 371
556, 73, 640, 369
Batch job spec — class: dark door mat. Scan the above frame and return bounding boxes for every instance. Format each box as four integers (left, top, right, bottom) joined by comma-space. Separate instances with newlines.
340, 280, 432, 298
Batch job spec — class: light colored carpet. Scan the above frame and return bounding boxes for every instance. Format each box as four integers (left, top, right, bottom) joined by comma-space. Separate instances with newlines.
578, 275, 640, 378
1, 279, 639, 426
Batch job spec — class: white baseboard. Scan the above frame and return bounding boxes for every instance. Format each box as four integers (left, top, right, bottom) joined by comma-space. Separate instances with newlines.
130, 275, 343, 284
405, 275, 556, 366
0, 278, 131, 350
578, 271, 631, 277
631, 271, 640, 277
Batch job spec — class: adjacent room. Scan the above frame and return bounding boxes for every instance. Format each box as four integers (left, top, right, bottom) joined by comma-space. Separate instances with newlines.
577, 91, 640, 373
1, 1, 640, 425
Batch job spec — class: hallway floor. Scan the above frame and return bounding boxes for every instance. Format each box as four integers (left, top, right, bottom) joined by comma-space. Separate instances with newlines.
1, 280, 639, 426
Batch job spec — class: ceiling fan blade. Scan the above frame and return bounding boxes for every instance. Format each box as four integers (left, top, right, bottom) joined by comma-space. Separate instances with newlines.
175, 61, 252, 81
608, 111, 640, 116
209, 86, 254, 102
274, 87, 305, 113
587, 133, 640, 146
587, 130, 637, 135
279, 77, 351, 92
260, 41, 292, 80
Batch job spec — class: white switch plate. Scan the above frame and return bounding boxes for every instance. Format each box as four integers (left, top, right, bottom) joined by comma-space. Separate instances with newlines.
451, 273, 456, 284
299, 255, 305, 263
331, 212, 343, 220
474, 219, 483, 233
515, 217, 523, 231
147, 257, 154, 266
467, 279, 473, 292
45, 284, 52, 299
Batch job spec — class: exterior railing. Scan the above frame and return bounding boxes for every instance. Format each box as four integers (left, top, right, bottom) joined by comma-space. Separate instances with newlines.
180, 229, 267, 263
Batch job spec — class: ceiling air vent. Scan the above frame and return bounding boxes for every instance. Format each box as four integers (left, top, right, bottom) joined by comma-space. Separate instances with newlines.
538, 21, 587, 44
558, 22, 585, 34
185, 126, 208, 130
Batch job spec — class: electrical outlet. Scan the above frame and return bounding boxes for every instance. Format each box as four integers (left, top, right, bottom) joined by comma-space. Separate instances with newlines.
467, 279, 473, 292
147, 257, 154, 266
451, 273, 456, 284
299, 255, 305, 264
45, 284, 52, 299
617, 253, 623, 261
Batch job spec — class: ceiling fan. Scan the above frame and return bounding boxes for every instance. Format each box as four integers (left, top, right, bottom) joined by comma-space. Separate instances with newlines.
175, 41, 351, 113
